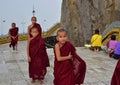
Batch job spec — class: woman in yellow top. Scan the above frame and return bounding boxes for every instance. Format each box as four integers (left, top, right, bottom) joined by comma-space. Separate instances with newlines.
91, 29, 102, 52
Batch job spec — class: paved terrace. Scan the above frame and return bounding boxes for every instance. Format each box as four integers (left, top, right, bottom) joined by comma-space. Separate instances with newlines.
0, 41, 117, 85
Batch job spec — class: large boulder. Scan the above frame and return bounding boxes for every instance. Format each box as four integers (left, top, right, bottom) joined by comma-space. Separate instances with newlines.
61, 0, 120, 46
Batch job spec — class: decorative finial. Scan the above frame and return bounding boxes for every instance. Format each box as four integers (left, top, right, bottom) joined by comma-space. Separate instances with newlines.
32, 5, 35, 16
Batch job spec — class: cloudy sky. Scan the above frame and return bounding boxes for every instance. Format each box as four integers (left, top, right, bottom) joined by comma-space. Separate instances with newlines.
0, 0, 62, 35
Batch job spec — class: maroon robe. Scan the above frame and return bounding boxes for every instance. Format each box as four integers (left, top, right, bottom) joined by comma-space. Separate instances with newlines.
9, 27, 19, 48
29, 34, 50, 80
54, 42, 86, 85
29, 23, 42, 38
111, 59, 120, 85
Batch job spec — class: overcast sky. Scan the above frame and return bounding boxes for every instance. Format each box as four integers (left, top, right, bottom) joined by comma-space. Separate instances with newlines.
0, 0, 62, 35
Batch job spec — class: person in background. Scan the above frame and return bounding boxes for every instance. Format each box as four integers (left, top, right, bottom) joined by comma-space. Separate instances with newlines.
28, 16, 42, 38
111, 42, 120, 85
106, 35, 117, 57
9, 23, 19, 51
53, 28, 86, 85
112, 41, 120, 59
91, 29, 102, 52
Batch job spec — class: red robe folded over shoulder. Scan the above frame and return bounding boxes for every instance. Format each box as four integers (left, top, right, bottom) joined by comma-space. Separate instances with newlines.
54, 41, 86, 85
29, 35, 50, 80
29, 23, 42, 38
9, 27, 18, 47
111, 59, 120, 85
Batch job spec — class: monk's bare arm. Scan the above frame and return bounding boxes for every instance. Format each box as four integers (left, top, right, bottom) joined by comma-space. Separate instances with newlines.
27, 26, 31, 62
27, 38, 31, 62
27, 39, 29, 57
27, 25, 32, 55
27, 26, 31, 39
55, 44, 72, 61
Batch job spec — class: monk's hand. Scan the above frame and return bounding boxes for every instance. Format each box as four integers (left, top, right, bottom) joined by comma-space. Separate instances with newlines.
29, 24, 34, 29
68, 53, 72, 59
13, 37, 16, 39
28, 56, 31, 62
29, 38, 34, 41
11, 36, 15, 39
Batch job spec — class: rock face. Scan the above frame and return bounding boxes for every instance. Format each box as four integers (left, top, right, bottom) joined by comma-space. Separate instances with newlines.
115, 0, 120, 20
61, 0, 120, 46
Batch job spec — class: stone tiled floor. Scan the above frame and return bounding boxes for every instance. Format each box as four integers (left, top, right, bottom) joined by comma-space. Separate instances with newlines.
0, 41, 118, 85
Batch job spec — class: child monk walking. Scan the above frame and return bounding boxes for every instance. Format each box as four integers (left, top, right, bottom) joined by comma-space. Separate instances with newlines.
53, 29, 86, 85
9, 23, 19, 51
27, 17, 49, 84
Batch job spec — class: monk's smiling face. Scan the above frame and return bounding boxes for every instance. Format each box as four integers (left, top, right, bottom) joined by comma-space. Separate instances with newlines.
57, 31, 67, 44
31, 28, 39, 38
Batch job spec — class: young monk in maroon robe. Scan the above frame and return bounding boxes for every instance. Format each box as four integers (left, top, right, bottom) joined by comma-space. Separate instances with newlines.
9, 23, 19, 51
28, 16, 41, 38
111, 59, 120, 85
54, 29, 86, 85
27, 17, 50, 84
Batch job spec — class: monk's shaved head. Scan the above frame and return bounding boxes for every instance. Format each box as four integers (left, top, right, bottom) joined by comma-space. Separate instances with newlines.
57, 28, 67, 36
